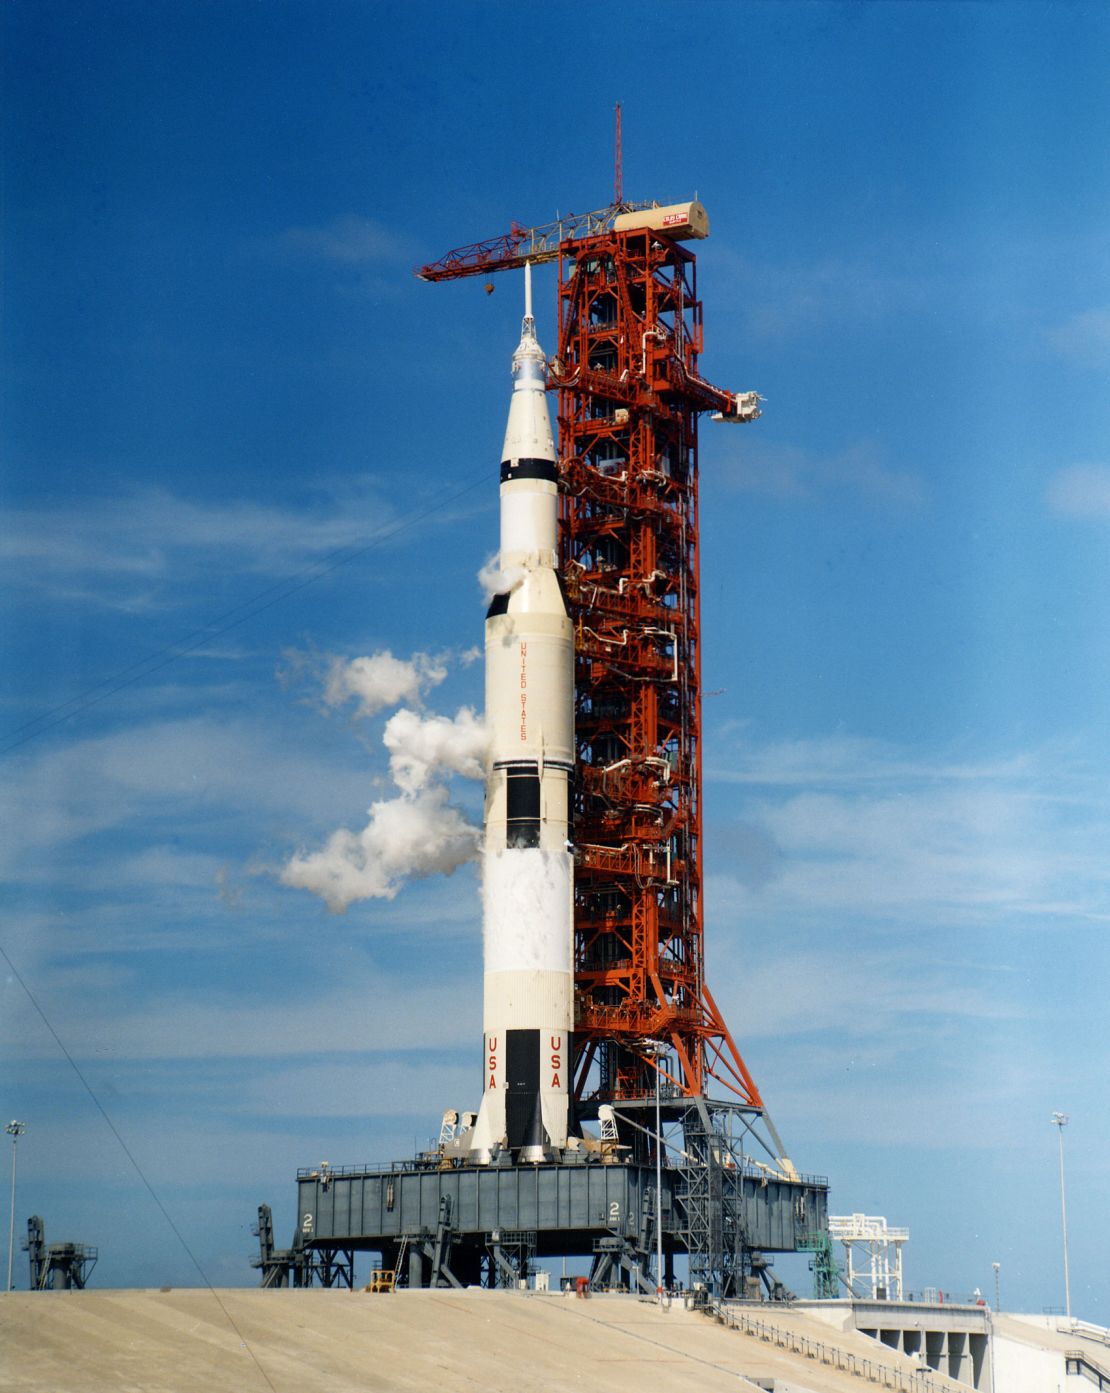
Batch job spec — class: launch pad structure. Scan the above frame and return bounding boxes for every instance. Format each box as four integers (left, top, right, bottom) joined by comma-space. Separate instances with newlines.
23, 1216, 98, 1291
257, 190, 829, 1297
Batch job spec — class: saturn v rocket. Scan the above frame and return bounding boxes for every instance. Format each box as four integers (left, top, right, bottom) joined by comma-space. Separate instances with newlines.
468, 267, 574, 1164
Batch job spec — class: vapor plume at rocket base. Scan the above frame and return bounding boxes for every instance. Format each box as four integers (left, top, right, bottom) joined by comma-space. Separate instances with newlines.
469, 266, 574, 1164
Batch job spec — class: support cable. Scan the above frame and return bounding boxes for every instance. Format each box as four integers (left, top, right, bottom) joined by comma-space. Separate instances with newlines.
2, 467, 489, 757
0, 943, 278, 1393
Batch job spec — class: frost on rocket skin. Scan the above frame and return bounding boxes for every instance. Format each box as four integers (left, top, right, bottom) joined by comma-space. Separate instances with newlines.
481, 849, 573, 975
282, 785, 480, 913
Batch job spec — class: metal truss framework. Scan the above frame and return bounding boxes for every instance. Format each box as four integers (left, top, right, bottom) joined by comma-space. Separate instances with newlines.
415, 201, 656, 282
24, 1216, 98, 1291
251, 1204, 354, 1290
280, 1144, 828, 1298
553, 225, 764, 1113
828, 1213, 909, 1301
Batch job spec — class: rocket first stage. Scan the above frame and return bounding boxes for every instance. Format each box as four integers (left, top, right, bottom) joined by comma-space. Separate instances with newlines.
469, 267, 574, 1164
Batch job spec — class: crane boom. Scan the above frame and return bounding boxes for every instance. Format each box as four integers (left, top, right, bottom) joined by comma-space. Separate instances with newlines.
415, 200, 655, 282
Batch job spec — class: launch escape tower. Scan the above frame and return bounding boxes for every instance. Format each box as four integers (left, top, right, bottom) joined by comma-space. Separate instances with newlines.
258, 187, 828, 1296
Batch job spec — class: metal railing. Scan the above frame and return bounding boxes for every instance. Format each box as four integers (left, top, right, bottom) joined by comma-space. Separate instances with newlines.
296, 1159, 437, 1180
296, 1158, 829, 1186
712, 1303, 970, 1392
1065, 1319, 1110, 1351
1065, 1349, 1110, 1389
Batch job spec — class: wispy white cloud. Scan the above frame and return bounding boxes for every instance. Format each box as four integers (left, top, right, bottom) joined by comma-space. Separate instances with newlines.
0, 715, 379, 879
272, 214, 415, 298
236, 1057, 476, 1119
1048, 306, 1110, 369
701, 732, 1110, 1159
767, 1068, 1055, 1153
706, 731, 1110, 929
1, 966, 476, 1062
0, 478, 394, 607
1046, 462, 1110, 521
709, 245, 930, 346
276, 214, 412, 267
708, 730, 1035, 788
712, 439, 925, 508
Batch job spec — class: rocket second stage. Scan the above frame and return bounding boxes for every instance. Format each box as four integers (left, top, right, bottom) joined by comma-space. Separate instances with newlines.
470, 267, 574, 1165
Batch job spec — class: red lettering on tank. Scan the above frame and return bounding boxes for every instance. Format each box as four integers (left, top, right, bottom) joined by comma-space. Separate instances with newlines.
488, 1075, 497, 1089
550, 1073, 561, 1089
519, 642, 528, 739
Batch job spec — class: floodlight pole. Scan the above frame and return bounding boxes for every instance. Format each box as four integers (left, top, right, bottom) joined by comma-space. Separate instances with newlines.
639, 1041, 666, 1307
6, 1121, 27, 1293
1051, 1112, 1071, 1320
655, 1059, 663, 1304
992, 1261, 1001, 1313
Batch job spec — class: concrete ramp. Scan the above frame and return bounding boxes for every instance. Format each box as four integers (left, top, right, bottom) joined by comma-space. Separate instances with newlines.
0, 1287, 965, 1393
993, 1313, 1110, 1391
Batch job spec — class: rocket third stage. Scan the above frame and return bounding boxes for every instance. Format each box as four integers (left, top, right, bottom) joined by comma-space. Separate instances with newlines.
469, 267, 574, 1165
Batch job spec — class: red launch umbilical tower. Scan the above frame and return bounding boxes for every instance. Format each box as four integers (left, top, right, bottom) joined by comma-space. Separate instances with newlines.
419, 194, 783, 1149
553, 223, 761, 1109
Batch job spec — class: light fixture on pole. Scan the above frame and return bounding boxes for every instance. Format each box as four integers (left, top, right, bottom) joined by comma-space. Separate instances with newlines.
6, 1120, 27, 1293
638, 1041, 667, 1307
1051, 1112, 1071, 1320
992, 1261, 1000, 1313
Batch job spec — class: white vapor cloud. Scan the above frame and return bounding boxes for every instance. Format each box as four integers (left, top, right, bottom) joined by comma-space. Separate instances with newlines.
281, 785, 479, 911
281, 649, 486, 911
383, 707, 487, 793
478, 554, 527, 601
324, 649, 447, 718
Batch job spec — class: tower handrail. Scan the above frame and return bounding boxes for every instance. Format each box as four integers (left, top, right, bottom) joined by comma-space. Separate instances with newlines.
710, 1301, 972, 1393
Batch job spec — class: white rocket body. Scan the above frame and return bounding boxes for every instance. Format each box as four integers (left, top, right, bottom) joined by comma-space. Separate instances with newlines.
470, 268, 574, 1164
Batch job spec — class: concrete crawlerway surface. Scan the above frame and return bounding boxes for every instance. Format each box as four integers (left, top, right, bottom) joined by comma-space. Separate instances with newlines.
0, 1287, 971, 1393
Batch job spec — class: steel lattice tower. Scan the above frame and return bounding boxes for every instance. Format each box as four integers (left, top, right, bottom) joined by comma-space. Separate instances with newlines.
553, 225, 765, 1112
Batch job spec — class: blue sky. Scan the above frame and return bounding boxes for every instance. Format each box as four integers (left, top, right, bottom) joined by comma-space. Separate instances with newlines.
2, 0, 1108, 1312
